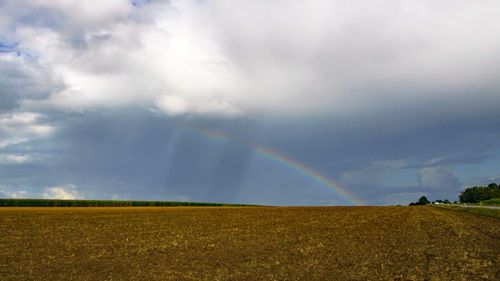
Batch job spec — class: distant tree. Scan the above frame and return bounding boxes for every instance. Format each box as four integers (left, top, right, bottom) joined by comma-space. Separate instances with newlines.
443, 199, 451, 204
409, 196, 430, 206
418, 196, 430, 205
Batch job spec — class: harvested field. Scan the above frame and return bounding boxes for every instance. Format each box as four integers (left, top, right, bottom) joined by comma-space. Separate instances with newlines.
0, 206, 498, 280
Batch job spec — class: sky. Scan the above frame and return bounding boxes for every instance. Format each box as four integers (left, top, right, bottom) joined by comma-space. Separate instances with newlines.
1, 0, 500, 205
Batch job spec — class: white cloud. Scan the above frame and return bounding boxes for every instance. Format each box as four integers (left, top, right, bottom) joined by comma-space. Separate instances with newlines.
0, 112, 54, 148
0, 154, 34, 165
0, 189, 28, 199
0, 112, 39, 126
155, 95, 190, 116
42, 185, 82, 200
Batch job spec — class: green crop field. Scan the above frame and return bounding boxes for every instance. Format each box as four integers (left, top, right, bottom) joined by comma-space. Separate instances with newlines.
0, 198, 248, 207
480, 198, 500, 206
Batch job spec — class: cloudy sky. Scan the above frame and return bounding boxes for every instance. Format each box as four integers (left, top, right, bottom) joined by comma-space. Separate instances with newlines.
1, 0, 500, 205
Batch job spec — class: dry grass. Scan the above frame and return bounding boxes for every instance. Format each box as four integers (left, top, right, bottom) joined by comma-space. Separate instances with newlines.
0, 206, 498, 280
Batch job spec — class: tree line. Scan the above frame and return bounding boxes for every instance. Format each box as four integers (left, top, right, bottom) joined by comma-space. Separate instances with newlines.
459, 183, 500, 203
410, 182, 500, 205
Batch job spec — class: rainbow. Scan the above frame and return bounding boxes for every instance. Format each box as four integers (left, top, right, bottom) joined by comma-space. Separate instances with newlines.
183, 126, 364, 206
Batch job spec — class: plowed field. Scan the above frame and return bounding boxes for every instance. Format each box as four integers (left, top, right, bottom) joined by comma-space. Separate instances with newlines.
0, 206, 498, 280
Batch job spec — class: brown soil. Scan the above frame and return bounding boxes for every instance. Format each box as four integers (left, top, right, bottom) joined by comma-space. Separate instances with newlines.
0, 206, 498, 280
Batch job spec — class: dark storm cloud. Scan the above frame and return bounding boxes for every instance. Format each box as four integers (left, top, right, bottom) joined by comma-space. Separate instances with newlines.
1, 103, 500, 204
0, 55, 57, 112
0, 111, 262, 202
263, 95, 500, 169
255, 93, 500, 203
207, 141, 253, 202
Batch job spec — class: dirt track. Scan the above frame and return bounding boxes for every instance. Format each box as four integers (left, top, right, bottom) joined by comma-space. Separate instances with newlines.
0, 206, 498, 280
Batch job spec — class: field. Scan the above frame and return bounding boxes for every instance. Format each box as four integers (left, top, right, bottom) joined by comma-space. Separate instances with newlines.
0, 206, 498, 280
481, 198, 500, 206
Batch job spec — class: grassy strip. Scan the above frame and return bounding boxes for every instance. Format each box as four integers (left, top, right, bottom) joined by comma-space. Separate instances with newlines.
437, 205, 500, 219
480, 198, 500, 206
0, 198, 250, 207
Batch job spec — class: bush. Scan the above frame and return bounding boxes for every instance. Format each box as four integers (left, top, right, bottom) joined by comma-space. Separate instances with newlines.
409, 196, 430, 206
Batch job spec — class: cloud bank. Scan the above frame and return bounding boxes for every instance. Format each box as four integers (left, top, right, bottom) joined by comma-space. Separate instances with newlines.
1, 1, 500, 205
1, 0, 499, 117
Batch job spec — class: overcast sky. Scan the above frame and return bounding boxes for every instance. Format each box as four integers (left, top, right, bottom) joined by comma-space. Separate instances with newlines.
1, 0, 500, 205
